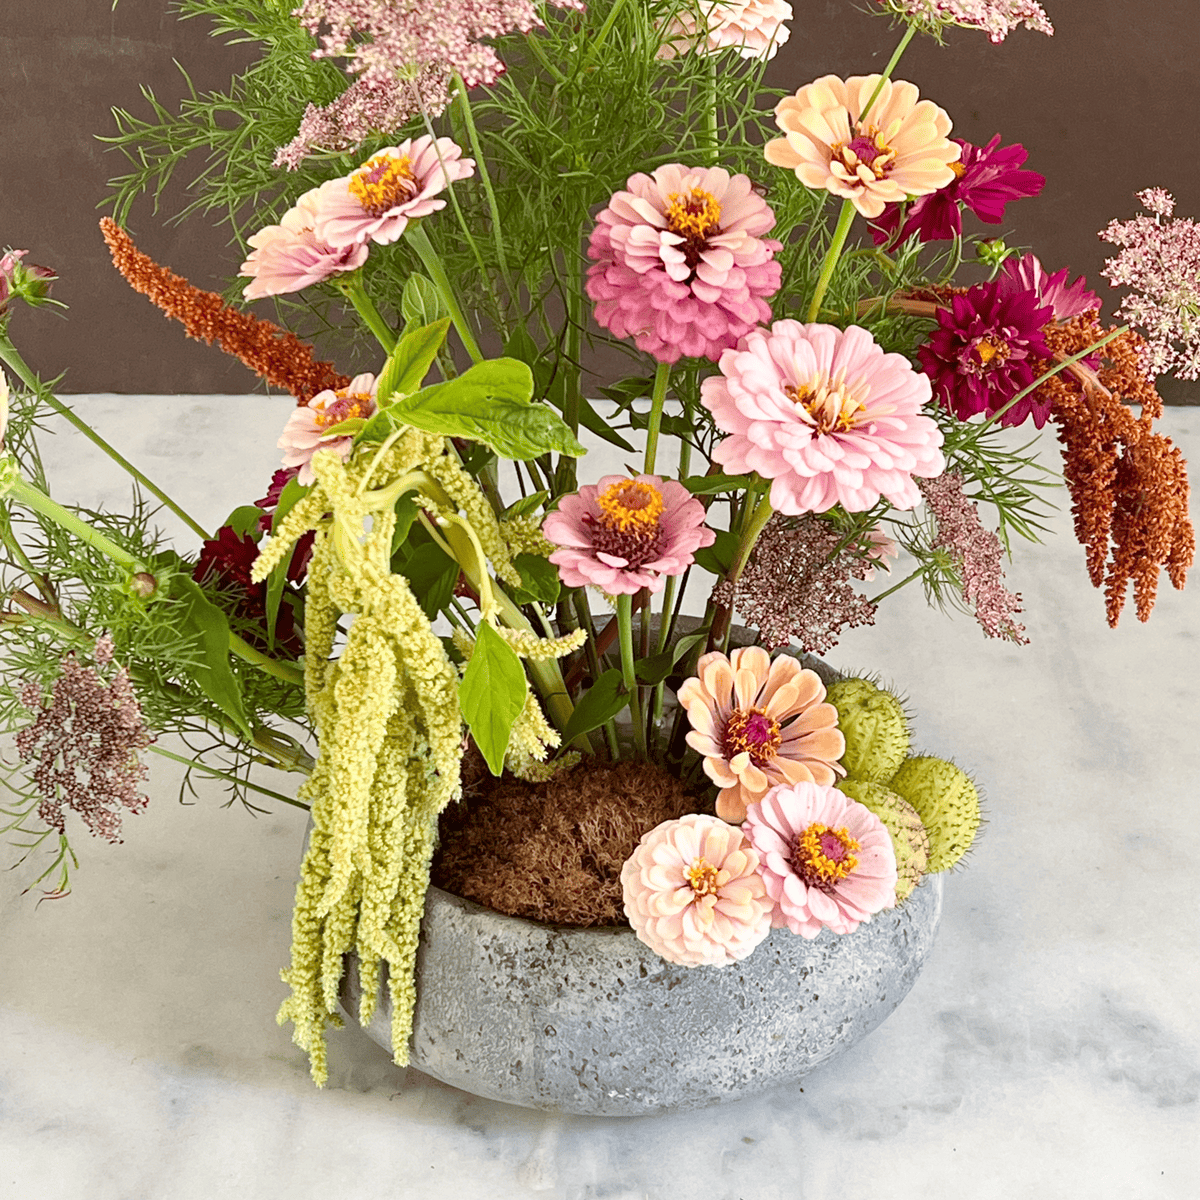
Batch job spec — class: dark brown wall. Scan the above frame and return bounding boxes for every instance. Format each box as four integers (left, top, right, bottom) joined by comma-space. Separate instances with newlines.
4, 1, 1199, 396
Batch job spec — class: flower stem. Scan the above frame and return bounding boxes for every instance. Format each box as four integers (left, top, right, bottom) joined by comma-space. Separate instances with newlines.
338, 273, 396, 354
861, 24, 916, 122
147, 745, 310, 810
805, 199, 857, 323
705, 57, 719, 165
868, 565, 926, 604
708, 491, 774, 653
226, 631, 305, 686
0, 334, 211, 542
579, 0, 631, 72
616, 592, 647, 757
643, 361, 671, 475
406, 224, 484, 364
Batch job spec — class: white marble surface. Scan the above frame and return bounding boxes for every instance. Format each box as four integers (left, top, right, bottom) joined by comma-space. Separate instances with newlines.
2, 395, 1199, 1199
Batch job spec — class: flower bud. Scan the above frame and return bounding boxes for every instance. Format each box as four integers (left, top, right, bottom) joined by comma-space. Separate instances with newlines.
975, 237, 1013, 269
129, 572, 159, 599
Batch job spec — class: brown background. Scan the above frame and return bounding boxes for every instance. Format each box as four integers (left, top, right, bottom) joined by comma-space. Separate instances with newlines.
3, 0, 1198, 397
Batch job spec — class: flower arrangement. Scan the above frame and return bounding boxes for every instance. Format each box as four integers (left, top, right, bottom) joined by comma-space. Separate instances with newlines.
0, 0, 1194, 1090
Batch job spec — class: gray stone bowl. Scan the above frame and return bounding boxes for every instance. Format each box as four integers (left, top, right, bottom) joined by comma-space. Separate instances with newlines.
340, 871, 943, 1117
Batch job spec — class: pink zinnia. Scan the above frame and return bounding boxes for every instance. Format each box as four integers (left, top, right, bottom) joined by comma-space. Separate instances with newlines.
240, 188, 369, 300
620, 813, 773, 967
542, 474, 715, 595
743, 782, 898, 939
314, 137, 476, 249
701, 320, 945, 514
278, 373, 378, 485
656, 0, 793, 61
585, 164, 782, 364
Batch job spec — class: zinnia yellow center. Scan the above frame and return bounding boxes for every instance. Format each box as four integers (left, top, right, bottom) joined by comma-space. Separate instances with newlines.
723, 706, 782, 767
348, 153, 417, 217
686, 857, 721, 897
664, 187, 723, 241
596, 480, 664, 533
794, 823, 860, 888
785, 375, 866, 434
314, 390, 374, 429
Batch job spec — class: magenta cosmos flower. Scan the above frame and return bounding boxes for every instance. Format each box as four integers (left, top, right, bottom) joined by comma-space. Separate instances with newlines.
743, 782, 897, 938
918, 280, 1054, 427
999, 253, 1099, 322
656, 0, 793, 61
871, 135, 1045, 247
702, 320, 945, 514
621, 813, 773, 967
240, 188, 369, 300
313, 136, 475, 248
543, 474, 715, 595
585, 164, 782, 364
277, 373, 378, 485
677, 646, 845, 824
764, 75, 959, 220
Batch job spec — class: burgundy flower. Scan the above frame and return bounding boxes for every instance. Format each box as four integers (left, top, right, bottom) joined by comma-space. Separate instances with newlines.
999, 253, 1099, 321
254, 468, 314, 582
917, 279, 1054, 427
871, 135, 1044, 246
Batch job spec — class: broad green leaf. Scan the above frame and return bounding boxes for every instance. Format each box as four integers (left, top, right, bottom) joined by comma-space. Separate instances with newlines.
376, 317, 452, 404
633, 631, 709, 685
222, 505, 263, 540
389, 492, 420, 558
681, 473, 757, 496
397, 541, 459, 620
172, 575, 253, 739
693, 529, 739, 576
502, 491, 549, 520
459, 621, 528, 775
510, 553, 560, 606
316, 416, 367, 439
559, 668, 628, 744
401, 273, 448, 328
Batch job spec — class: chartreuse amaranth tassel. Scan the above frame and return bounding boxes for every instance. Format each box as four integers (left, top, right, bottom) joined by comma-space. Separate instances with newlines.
825, 677, 911, 782
836, 778, 930, 902
887, 755, 982, 873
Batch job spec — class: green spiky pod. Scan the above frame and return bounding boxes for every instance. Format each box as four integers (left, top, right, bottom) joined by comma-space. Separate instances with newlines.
888, 756, 982, 872
837, 779, 930, 902
825, 677, 910, 783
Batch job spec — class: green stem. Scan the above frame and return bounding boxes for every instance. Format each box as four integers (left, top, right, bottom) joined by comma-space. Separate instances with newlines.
861, 24, 916, 122
338, 274, 396, 353
643, 361, 671, 476
705, 57, 719, 165
406, 225, 484, 364
226, 631, 305, 687
0, 511, 55, 605
708, 491, 774, 653
616, 592, 647, 757
806, 199, 857, 323
579, 0, 631, 72
0, 335, 211, 542
7, 477, 144, 571
868, 565, 925, 605
556, 225, 587, 496
147, 745, 310, 810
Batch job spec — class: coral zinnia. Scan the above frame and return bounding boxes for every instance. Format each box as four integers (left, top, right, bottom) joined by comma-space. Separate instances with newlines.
278, 373, 379, 485
764, 75, 959, 220
585, 164, 782, 364
656, 0, 793, 61
542, 474, 715, 595
677, 646, 845, 823
620, 813, 773, 967
917, 279, 1054, 427
743, 782, 898, 938
314, 136, 476, 248
702, 320, 945, 514
871, 134, 1044, 246
240, 188, 369, 300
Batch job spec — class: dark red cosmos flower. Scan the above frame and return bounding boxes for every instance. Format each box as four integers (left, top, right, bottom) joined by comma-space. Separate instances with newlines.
917, 279, 1055, 427
871, 135, 1045, 247
998, 252, 1099, 321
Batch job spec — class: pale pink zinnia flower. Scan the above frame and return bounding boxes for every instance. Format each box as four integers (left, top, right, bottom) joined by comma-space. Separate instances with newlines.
542, 474, 715, 595
314, 136, 476, 249
240, 188, 369, 300
585, 164, 783, 364
677, 646, 845, 824
764, 75, 959, 220
278, 373, 378, 485
657, 0, 793, 62
620, 813, 773, 967
743, 782, 898, 939
701, 320, 946, 514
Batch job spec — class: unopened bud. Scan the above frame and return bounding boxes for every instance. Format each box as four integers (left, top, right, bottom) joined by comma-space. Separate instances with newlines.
976, 238, 1012, 269
129, 571, 158, 599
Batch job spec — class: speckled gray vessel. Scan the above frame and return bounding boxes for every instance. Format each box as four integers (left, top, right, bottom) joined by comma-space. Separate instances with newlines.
341, 872, 943, 1116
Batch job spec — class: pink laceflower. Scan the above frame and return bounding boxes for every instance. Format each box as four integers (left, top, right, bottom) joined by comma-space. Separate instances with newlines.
656, 0, 793, 61
543, 475, 715, 595
240, 189, 369, 300
764, 75, 959, 220
314, 136, 476, 249
277, 373, 378, 485
743, 782, 898, 939
701, 320, 945, 514
585, 164, 782, 364
875, 0, 1052, 43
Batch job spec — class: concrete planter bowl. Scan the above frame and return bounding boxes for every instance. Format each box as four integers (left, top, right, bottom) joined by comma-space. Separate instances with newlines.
340, 872, 943, 1117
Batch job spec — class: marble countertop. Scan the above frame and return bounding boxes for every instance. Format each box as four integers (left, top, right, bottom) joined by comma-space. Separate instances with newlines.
2, 396, 1198, 1200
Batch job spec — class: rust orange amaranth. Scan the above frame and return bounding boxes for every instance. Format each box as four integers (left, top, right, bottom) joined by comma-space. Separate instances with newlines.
99, 218, 350, 405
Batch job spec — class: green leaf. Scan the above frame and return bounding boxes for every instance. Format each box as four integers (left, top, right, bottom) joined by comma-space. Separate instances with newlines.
692, 529, 739, 576
510, 553, 560, 606
222, 505, 263, 540
172, 575, 253, 740
397, 541, 459, 620
401, 273, 448, 329
459, 622, 528, 776
681, 473, 757, 496
376, 317, 452, 404
633, 631, 708, 685
316, 416, 367, 439
502, 491, 549, 519
560, 668, 628, 744
389, 492, 420, 558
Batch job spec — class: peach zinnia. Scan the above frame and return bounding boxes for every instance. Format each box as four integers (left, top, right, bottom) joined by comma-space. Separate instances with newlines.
277, 372, 378, 485
764, 74, 959, 220
677, 646, 845, 823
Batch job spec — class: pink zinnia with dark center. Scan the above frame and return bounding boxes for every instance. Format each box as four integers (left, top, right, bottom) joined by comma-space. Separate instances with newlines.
871, 135, 1044, 246
542, 474, 714, 595
277, 372, 378, 484
918, 280, 1054, 427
